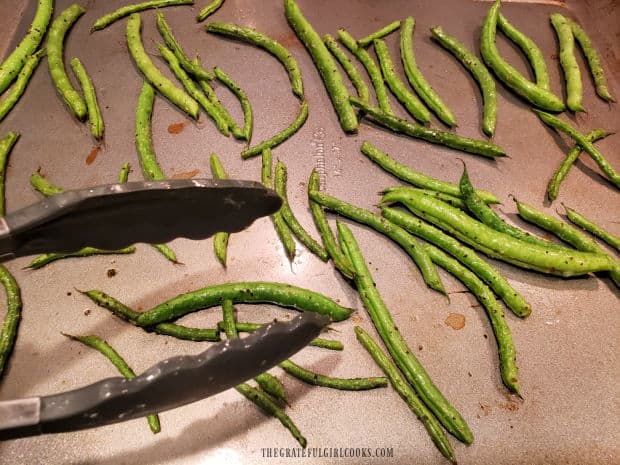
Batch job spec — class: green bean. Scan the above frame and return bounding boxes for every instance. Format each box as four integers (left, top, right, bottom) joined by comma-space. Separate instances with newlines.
382, 188, 613, 277
135, 82, 165, 181
262, 148, 296, 261
497, 13, 550, 90
350, 97, 506, 158
480, 1, 564, 112
338, 29, 393, 116
206, 21, 304, 99
156, 12, 214, 81
213, 66, 253, 141
354, 326, 456, 464
563, 205, 620, 253
533, 110, 620, 189
197, 0, 224, 22
383, 186, 466, 210
0, 0, 52, 94
279, 359, 387, 390
284, 0, 357, 131
360, 141, 500, 204
382, 207, 531, 318
47, 4, 87, 121
337, 222, 472, 444
126, 14, 199, 120
0, 132, 19, 216
235, 382, 306, 446
63, 333, 161, 433
430, 26, 497, 137
29, 170, 63, 196
241, 101, 308, 159
118, 162, 131, 183
70, 58, 104, 140
158, 44, 228, 135
357, 20, 401, 48
323, 34, 370, 104
92, 0, 193, 31
275, 161, 329, 261
307, 170, 355, 279
151, 243, 179, 263
0, 50, 44, 123
547, 129, 612, 202
26, 246, 137, 269
309, 190, 446, 296
0, 265, 21, 380
550, 14, 583, 112
209, 153, 230, 267
374, 38, 431, 124
569, 19, 614, 102
135, 281, 353, 326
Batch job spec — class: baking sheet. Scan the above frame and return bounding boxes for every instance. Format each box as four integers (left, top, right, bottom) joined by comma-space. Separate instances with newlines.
0, 0, 618, 464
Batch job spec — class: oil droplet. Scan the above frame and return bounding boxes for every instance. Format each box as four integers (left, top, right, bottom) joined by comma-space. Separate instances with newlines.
445, 313, 466, 330
86, 146, 101, 165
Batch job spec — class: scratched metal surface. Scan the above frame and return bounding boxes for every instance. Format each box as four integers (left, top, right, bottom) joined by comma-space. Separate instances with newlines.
0, 0, 618, 464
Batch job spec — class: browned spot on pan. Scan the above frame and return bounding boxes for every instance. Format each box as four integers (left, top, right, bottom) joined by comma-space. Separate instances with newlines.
167, 122, 187, 134
86, 146, 101, 165
444, 312, 466, 330
171, 169, 200, 179
274, 31, 300, 49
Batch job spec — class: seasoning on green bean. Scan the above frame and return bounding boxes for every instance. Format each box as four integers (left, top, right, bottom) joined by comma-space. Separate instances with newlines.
480, 0, 564, 112
70, 57, 105, 140
569, 19, 614, 102
29, 169, 63, 196
430, 26, 497, 137
118, 162, 131, 183
374, 38, 431, 124
0, 132, 19, 217
337, 222, 473, 444
357, 20, 401, 48
127, 14, 199, 120
0, 50, 44, 123
354, 326, 456, 464
563, 205, 620, 253
497, 13, 550, 90
338, 28, 393, 116
275, 161, 329, 261
323, 34, 370, 104
26, 246, 137, 269
206, 21, 304, 99
0, 265, 22, 380
209, 153, 230, 267
197, 0, 224, 22
213, 66, 253, 141
63, 333, 161, 433
0, 0, 52, 94
308, 190, 447, 296
241, 101, 308, 159
550, 14, 583, 112
384, 186, 467, 210
47, 4, 87, 120
307, 170, 355, 279
351, 97, 506, 158
92, 0, 193, 31
547, 129, 612, 202
284, 0, 357, 131
279, 359, 387, 390
533, 110, 620, 189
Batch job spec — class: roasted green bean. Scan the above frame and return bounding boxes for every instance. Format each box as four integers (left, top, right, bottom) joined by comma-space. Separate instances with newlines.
0, 265, 23, 380
0, 50, 44, 123
279, 359, 387, 390
118, 162, 131, 183
29, 169, 64, 196
323, 33, 370, 104
197, 0, 224, 22
563, 205, 620, 253
209, 153, 230, 267
0, 132, 19, 217
213, 66, 253, 141
383, 186, 466, 210
27, 246, 137, 269
550, 13, 583, 112
358, 20, 401, 48
92, 0, 193, 31
70, 58, 104, 140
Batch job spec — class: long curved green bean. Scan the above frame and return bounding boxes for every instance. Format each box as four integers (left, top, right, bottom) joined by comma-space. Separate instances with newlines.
308, 190, 447, 296
0, 0, 52, 94
337, 222, 472, 444
497, 13, 549, 90
213, 66, 253, 141
0, 265, 23, 380
206, 21, 304, 99
323, 34, 370, 104
0, 132, 19, 217
374, 38, 431, 124
63, 334, 161, 433
92, 0, 193, 31
382, 188, 613, 277
338, 28, 393, 116
550, 14, 583, 112
563, 205, 620, 253
383, 186, 466, 210
480, 0, 564, 111
534, 110, 620, 189
47, 4, 87, 120
350, 97, 506, 158
358, 20, 401, 48
354, 326, 456, 464
0, 50, 44, 123
279, 359, 387, 390
70, 57, 104, 140
241, 100, 308, 159
27, 246, 137, 269
197, 0, 224, 22
275, 161, 328, 261
29, 170, 63, 196
547, 129, 612, 201
135, 82, 165, 181
284, 0, 357, 131
430, 26, 496, 137
118, 162, 131, 183
135, 281, 353, 326
126, 14, 199, 119
209, 153, 230, 267
569, 19, 614, 102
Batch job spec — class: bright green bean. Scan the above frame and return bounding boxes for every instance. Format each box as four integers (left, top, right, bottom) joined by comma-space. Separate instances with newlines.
151, 243, 179, 263
92, 0, 193, 31
323, 34, 370, 104
213, 66, 253, 141
26, 246, 137, 269
29, 170, 63, 196
550, 14, 583, 112
563, 205, 620, 253
358, 20, 401, 48
210, 153, 230, 267
0, 0, 52, 94
47, 4, 87, 120
64, 333, 161, 433
337, 222, 472, 444
383, 186, 466, 210
197, 0, 224, 22
284, 0, 357, 131
70, 57, 104, 140
0, 132, 19, 216
0, 50, 44, 123
0, 265, 21, 380
135, 82, 165, 181
118, 162, 131, 183
279, 359, 387, 390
